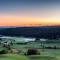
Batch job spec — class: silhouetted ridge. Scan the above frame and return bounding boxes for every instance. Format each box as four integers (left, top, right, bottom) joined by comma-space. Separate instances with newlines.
0, 26, 60, 39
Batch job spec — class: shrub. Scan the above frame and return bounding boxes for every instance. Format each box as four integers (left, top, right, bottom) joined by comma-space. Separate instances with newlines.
45, 46, 53, 49
0, 49, 7, 54
26, 48, 40, 55
45, 46, 58, 49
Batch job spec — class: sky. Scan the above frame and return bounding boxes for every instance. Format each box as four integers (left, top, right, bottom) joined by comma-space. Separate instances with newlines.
0, 0, 60, 26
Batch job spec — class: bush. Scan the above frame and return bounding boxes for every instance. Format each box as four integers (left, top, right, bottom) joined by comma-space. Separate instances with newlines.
0, 49, 8, 54
45, 46, 59, 49
45, 46, 53, 49
26, 48, 40, 55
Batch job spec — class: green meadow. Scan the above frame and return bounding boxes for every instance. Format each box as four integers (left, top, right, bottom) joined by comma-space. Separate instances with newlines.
0, 45, 60, 60
0, 37, 60, 60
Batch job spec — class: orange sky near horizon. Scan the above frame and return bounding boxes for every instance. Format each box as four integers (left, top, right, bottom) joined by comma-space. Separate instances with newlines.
0, 14, 60, 26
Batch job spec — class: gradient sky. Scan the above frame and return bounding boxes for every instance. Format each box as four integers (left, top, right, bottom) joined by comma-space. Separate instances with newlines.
0, 0, 60, 26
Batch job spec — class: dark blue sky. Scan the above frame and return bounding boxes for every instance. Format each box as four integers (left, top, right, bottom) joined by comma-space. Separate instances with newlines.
0, 0, 60, 5
0, 0, 60, 13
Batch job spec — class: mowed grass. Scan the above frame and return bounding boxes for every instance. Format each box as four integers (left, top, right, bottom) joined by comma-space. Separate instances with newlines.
0, 54, 28, 60
0, 54, 59, 60
28, 55, 57, 60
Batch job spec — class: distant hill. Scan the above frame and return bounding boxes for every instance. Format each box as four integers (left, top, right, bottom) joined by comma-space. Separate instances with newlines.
0, 25, 60, 39
0, 26, 17, 28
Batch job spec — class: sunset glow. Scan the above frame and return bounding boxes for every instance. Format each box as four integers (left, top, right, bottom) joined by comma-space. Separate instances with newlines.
0, 0, 60, 26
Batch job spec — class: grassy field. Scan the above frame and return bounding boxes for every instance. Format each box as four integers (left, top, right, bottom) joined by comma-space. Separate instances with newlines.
11, 42, 60, 60
0, 37, 60, 60
0, 54, 59, 60
0, 54, 28, 60
0, 44, 60, 60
